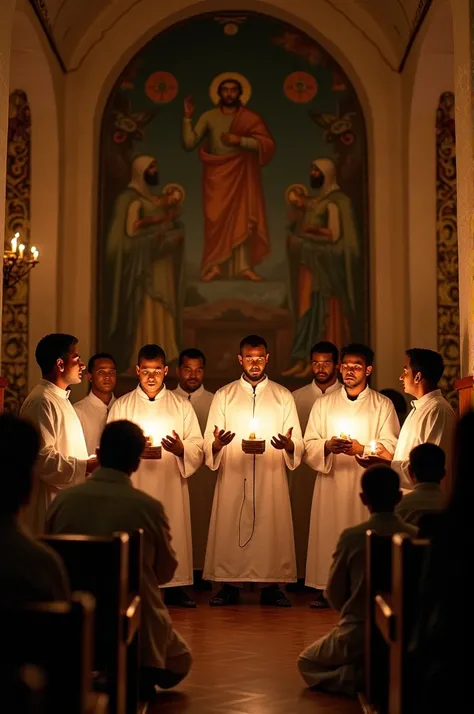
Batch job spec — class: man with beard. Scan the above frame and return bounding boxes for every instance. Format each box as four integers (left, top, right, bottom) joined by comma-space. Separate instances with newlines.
289, 342, 341, 585
173, 349, 215, 577
202, 335, 303, 607
283, 158, 360, 378
303, 344, 399, 608
182, 75, 275, 282
74, 352, 117, 455
19, 334, 97, 533
105, 155, 184, 373
108, 344, 203, 608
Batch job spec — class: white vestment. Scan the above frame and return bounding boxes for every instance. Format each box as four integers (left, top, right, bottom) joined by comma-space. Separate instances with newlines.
74, 391, 116, 455
291, 381, 342, 577
173, 384, 215, 569
107, 385, 203, 586
391, 389, 456, 488
304, 387, 399, 589
203, 376, 304, 583
19, 379, 88, 534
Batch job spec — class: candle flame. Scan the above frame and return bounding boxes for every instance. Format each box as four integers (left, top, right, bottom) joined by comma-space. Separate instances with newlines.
14, 232, 20, 239
249, 416, 259, 439
370, 440, 377, 455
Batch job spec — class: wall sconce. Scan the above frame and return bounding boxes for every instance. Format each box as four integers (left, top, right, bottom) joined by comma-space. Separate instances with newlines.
3, 232, 39, 290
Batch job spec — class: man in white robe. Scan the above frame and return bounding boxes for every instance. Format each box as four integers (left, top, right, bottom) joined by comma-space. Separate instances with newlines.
173, 348, 214, 578
298, 466, 417, 695
19, 333, 97, 533
203, 335, 304, 608
290, 341, 341, 583
45, 420, 192, 699
304, 343, 399, 607
74, 352, 117, 455
108, 344, 203, 608
370, 349, 456, 489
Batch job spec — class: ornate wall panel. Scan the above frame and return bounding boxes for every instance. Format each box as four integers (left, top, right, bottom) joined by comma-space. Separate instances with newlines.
436, 91, 460, 408
2, 90, 31, 413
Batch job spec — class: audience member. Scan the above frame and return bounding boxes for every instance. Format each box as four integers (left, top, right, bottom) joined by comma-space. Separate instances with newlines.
395, 443, 445, 525
297, 465, 417, 695
0, 414, 70, 605
410, 412, 470, 713
45, 419, 192, 700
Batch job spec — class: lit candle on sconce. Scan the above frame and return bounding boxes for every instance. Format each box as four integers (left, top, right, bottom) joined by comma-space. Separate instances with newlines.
11, 236, 18, 253
18, 244, 25, 260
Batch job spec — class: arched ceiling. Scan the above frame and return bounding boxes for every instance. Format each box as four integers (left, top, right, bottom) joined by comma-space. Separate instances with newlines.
30, 0, 433, 70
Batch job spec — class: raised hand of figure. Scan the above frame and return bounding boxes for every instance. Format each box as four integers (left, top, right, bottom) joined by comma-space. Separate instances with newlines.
184, 95, 195, 119
212, 425, 235, 453
221, 132, 241, 147
271, 427, 294, 453
161, 430, 184, 458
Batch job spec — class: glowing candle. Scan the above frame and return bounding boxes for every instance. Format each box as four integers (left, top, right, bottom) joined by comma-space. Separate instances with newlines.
18, 244, 25, 260
369, 440, 377, 455
11, 236, 18, 253
249, 416, 259, 440
339, 421, 352, 440
143, 421, 161, 447
33, 249, 39, 261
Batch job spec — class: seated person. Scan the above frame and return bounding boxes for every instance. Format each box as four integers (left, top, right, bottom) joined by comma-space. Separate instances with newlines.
297, 465, 417, 696
45, 419, 192, 700
0, 414, 70, 605
396, 443, 445, 526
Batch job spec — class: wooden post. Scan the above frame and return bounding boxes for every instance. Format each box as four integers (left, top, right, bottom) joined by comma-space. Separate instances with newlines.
0, 376, 7, 413
455, 376, 473, 417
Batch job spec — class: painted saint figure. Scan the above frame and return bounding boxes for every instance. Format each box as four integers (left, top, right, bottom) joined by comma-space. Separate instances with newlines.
284, 158, 360, 378
182, 73, 275, 282
105, 155, 184, 373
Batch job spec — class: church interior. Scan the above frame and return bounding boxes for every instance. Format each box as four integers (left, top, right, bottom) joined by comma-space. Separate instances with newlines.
0, 0, 472, 712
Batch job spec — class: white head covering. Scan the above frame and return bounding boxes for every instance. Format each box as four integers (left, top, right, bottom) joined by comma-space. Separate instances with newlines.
129, 154, 157, 198
313, 158, 339, 196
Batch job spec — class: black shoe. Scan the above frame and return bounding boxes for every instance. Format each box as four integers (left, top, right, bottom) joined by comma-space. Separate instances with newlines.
260, 585, 292, 607
163, 586, 196, 608
310, 590, 330, 609
209, 584, 241, 606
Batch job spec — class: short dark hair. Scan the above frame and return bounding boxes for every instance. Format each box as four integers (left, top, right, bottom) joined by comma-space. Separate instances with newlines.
406, 348, 444, 386
310, 341, 339, 363
0, 414, 39, 514
380, 389, 408, 417
361, 465, 400, 512
409, 443, 446, 483
99, 421, 146, 472
35, 333, 78, 376
240, 335, 268, 352
341, 343, 374, 367
218, 78, 243, 97
87, 352, 116, 373
137, 344, 166, 365
178, 348, 206, 367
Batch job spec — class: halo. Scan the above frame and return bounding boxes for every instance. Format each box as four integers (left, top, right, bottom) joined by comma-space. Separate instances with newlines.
285, 183, 308, 205
209, 72, 252, 106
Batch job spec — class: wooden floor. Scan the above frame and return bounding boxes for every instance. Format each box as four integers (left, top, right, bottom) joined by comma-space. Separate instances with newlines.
149, 588, 361, 714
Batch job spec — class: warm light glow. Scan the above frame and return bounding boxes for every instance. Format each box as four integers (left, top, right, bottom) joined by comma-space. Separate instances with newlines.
11, 236, 18, 253
30, 245, 36, 253
249, 416, 259, 439
369, 440, 377, 455
18, 244, 25, 260
338, 421, 352, 439
33, 249, 39, 261
142, 421, 162, 446
14, 232, 20, 239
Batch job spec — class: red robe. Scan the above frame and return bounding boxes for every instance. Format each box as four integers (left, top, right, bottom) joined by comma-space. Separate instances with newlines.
199, 107, 275, 274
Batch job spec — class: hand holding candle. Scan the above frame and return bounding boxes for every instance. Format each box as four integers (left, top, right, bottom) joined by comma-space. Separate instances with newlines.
141, 422, 162, 460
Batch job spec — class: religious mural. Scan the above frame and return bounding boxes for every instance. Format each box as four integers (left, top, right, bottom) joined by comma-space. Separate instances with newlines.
436, 92, 460, 408
1, 90, 31, 414
98, 12, 368, 387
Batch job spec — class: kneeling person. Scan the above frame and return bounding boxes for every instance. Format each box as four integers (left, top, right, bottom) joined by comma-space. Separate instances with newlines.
297, 466, 417, 695
45, 420, 192, 698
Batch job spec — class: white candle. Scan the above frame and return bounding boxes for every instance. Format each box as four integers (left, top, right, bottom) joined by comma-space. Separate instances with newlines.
369, 440, 377, 455
338, 421, 352, 440
143, 421, 161, 446
11, 236, 18, 253
33, 249, 39, 261
249, 416, 259, 439
18, 243, 25, 260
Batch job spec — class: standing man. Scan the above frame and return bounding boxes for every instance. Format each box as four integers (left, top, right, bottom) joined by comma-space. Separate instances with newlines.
290, 341, 341, 584
74, 352, 117, 455
370, 349, 456, 488
174, 349, 214, 577
304, 344, 399, 607
203, 335, 304, 607
108, 344, 203, 608
20, 334, 97, 533
182, 75, 275, 282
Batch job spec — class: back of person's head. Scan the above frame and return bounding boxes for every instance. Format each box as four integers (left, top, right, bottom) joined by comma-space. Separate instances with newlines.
239, 334, 268, 352
310, 341, 339, 363
360, 465, 401, 512
137, 343, 166, 365
380, 388, 408, 419
35, 333, 77, 376
341, 343, 374, 367
409, 443, 446, 484
0, 414, 39, 515
406, 348, 444, 387
98, 420, 146, 474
